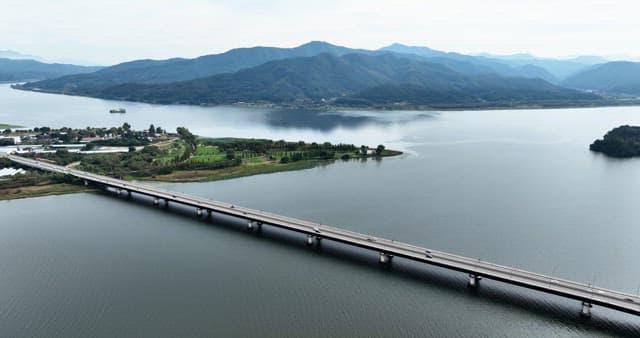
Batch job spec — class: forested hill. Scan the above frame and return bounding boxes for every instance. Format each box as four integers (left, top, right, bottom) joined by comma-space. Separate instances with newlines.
18, 41, 362, 91
45, 53, 599, 108
19, 41, 579, 95
0, 58, 102, 81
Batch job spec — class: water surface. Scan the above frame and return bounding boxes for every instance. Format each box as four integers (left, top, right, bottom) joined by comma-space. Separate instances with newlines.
1, 85, 640, 337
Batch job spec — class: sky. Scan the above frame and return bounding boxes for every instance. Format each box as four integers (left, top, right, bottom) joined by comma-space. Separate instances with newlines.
2, 0, 639, 65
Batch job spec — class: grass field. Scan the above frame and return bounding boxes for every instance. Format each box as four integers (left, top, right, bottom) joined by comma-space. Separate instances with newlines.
0, 183, 93, 201
0, 123, 22, 129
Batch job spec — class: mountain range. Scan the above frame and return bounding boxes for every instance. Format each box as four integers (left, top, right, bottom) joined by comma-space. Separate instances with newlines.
562, 62, 640, 96
10, 41, 640, 108
0, 58, 102, 82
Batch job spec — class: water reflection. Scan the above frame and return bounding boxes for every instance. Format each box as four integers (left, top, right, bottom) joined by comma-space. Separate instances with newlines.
262, 109, 434, 132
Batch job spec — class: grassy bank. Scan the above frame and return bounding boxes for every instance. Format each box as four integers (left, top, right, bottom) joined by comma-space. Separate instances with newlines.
142, 159, 320, 182
0, 183, 93, 201
0, 123, 22, 129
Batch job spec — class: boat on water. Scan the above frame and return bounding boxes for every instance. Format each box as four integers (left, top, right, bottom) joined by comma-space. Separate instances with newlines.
109, 108, 126, 114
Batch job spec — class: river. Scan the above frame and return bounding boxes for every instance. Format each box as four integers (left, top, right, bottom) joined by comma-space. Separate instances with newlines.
1, 84, 640, 337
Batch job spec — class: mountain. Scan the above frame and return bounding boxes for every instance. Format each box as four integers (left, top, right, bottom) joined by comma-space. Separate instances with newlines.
476, 53, 596, 80
25, 41, 569, 95
22, 41, 364, 92
562, 62, 640, 95
0, 50, 41, 60
53, 53, 598, 107
380, 43, 558, 83
0, 58, 103, 82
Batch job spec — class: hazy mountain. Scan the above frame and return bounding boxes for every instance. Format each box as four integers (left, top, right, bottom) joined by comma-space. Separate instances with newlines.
0, 50, 41, 60
23, 41, 364, 92
562, 61, 640, 95
53, 53, 597, 107
380, 43, 558, 83
566, 55, 609, 65
25, 41, 571, 95
478, 53, 598, 79
0, 58, 103, 82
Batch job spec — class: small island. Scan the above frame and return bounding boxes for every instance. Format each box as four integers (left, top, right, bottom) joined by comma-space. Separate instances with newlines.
590, 125, 640, 158
1, 123, 402, 200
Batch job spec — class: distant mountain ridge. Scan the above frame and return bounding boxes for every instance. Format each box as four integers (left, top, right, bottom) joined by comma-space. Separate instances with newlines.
17, 40, 640, 109
0, 58, 102, 82
379, 43, 559, 83
562, 61, 640, 95
24, 41, 364, 92
48, 53, 598, 108
23, 41, 574, 94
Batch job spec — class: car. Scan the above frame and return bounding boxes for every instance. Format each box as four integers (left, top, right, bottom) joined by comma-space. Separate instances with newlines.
313, 227, 320, 233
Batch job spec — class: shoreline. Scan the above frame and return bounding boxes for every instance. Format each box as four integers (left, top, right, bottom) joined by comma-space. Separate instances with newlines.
11, 85, 640, 112
1, 151, 402, 201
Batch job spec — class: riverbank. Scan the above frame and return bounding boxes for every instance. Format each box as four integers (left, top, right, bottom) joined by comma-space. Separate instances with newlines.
0, 182, 92, 200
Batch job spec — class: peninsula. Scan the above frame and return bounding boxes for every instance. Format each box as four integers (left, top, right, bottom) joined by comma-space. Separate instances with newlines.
0, 124, 401, 200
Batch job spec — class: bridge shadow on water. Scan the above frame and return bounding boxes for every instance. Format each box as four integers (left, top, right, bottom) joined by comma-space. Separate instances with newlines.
100, 189, 640, 337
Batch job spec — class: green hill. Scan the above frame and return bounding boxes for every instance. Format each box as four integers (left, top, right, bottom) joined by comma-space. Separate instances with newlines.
65, 53, 599, 107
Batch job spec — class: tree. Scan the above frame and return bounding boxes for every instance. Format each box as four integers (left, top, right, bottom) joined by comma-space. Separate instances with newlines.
176, 127, 197, 151
291, 153, 304, 162
360, 145, 368, 155
122, 122, 131, 132
149, 124, 155, 135
156, 126, 163, 134
128, 146, 136, 152
376, 144, 385, 155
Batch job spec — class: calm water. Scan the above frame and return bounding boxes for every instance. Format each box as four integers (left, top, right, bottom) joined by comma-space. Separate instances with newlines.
1, 84, 640, 337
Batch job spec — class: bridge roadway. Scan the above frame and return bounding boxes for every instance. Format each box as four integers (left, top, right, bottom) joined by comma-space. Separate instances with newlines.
8, 154, 640, 318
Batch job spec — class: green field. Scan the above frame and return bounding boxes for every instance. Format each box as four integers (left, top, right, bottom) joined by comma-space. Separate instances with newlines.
0, 123, 22, 129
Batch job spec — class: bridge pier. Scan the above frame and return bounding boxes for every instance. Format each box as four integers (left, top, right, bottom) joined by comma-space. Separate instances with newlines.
196, 208, 203, 217
153, 198, 159, 206
379, 252, 392, 265
468, 274, 481, 288
306, 234, 322, 246
83, 180, 88, 186
580, 301, 593, 318
116, 189, 122, 196
126, 190, 132, 199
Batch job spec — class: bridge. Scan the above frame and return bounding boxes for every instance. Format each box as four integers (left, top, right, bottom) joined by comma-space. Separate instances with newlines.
7, 153, 640, 318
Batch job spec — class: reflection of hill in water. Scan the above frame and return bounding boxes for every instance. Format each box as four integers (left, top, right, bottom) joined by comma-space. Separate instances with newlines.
264, 109, 433, 132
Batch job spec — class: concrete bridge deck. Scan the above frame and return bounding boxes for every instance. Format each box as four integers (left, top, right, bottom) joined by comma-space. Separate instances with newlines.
8, 154, 640, 318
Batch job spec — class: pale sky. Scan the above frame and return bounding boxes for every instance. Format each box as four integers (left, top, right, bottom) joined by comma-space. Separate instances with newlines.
2, 0, 639, 65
